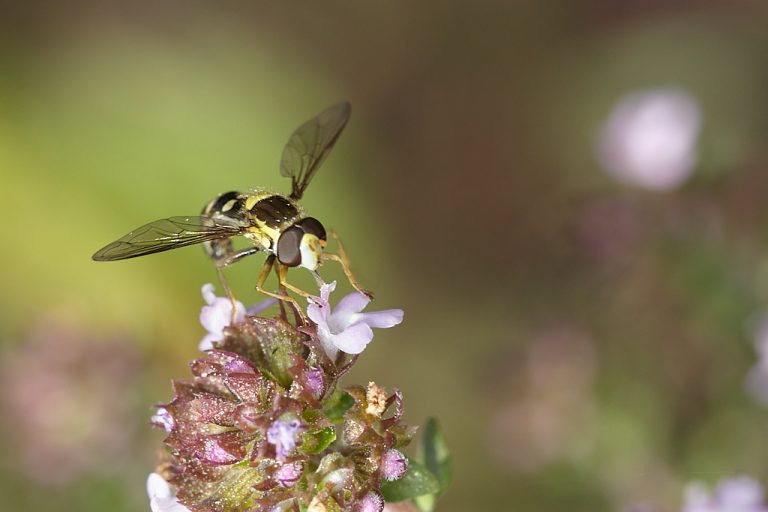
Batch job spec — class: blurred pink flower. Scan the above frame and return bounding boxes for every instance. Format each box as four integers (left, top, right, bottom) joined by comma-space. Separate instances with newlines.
597, 88, 702, 191
683, 476, 768, 512
0, 317, 141, 486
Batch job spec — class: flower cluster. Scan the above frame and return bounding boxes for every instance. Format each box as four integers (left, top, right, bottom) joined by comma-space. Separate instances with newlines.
149, 283, 420, 512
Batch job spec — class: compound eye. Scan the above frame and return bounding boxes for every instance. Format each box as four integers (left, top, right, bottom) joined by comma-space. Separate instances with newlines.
277, 226, 303, 267
297, 217, 326, 241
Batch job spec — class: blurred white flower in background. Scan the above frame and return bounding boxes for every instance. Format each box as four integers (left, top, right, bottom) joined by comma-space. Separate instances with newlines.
597, 88, 702, 191
746, 316, 768, 405
682, 476, 768, 512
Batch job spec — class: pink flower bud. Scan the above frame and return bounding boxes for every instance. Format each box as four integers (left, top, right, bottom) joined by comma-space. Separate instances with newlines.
381, 449, 408, 481
355, 491, 384, 512
302, 367, 326, 400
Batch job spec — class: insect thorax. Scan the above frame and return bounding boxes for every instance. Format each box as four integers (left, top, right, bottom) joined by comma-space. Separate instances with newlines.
202, 190, 305, 255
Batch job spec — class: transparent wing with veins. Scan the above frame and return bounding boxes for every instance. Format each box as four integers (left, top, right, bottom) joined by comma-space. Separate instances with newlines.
92, 216, 246, 261
280, 101, 351, 200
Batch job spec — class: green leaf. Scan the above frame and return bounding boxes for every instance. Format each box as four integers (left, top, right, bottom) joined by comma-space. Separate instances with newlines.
418, 418, 452, 494
381, 459, 440, 502
413, 418, 453, 512
323, 390, 355, 422
300, 426, 336, 454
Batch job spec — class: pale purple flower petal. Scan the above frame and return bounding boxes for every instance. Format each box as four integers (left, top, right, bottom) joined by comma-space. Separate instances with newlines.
319, 281, 336, 302
355, 309, 404, 329
329, 322, 374, 355
151, 407, 174, 432
147, 473, 191, 512
716, 477, 765, 508
307, 282, 404, 359
335, 292, 371, 317
247, 297, 278, 316
199, 284, 246, 351
597, 88, 702, 191
267, 418, 304, 462
307, 302, 326, 327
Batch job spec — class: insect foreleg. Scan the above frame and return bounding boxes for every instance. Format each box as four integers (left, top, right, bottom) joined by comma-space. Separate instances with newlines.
322, 229, 374, 299
275, 263, 315, 301
255, 255, 308, 324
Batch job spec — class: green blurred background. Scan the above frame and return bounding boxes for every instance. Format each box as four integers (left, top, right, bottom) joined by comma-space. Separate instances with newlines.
2, 2, 768, 511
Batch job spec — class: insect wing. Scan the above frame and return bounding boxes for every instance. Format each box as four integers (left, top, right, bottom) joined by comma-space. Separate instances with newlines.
280, 101, 351, 200
92, 216, 245, 261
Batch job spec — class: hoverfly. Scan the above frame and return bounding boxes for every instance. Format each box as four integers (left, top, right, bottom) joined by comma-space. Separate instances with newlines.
92, 102, 369, 314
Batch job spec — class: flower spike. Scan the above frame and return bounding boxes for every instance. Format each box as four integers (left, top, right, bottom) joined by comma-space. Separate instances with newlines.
148, 279, 446, 512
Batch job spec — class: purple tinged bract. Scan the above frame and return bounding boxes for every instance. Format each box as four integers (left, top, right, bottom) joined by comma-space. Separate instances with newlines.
307, 281, 404, 359
274, 461, 304, 488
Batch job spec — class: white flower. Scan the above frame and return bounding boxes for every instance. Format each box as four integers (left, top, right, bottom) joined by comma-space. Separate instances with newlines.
198, 284, 276, 351
597, 88, 702, 191
147, 473, 190, 512
307, 281, 404, 359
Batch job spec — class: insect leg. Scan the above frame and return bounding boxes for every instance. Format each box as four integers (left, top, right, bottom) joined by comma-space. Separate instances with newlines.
216, 248, 260, 267
211, 246, 261, 322
273, 262, 313, 325
214, 267, 237, 318
323, 229, 374, 299
255, 255, 308, 324
275, 262, 316, 301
